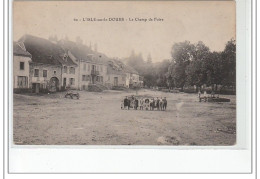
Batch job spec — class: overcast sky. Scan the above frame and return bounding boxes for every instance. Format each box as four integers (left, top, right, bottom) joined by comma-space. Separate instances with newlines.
13, 1, 235, 62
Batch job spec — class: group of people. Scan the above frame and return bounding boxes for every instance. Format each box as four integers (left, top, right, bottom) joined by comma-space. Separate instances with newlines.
198, 90, 218, 102
122, 96, 167, 111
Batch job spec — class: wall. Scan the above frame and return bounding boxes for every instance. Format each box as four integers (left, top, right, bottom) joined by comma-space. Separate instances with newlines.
61, 65, 78, 89
13, 55, 31, 89
29, 63, 62, 90
125, 73, 131, 88
78, 61, 108, 90
106, 73, 126, 87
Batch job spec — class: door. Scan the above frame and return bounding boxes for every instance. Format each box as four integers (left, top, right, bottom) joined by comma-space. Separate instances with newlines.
114, 77, 118, 86
49, 77, 59, 92
32, 83, 40, 93
63, 78, 66, 87
17, 76, 27, 88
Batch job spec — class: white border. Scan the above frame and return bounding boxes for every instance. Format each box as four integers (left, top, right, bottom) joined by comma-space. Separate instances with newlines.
5, 0, 254, 174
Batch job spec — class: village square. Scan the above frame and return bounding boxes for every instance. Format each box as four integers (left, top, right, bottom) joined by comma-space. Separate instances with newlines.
13, 34, 236, 145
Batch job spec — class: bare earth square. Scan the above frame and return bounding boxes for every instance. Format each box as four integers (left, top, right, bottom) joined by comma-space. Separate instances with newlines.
13, 89, 236, 145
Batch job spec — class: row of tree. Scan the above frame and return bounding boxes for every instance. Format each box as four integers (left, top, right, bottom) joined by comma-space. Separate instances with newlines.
125, 39, 236, 91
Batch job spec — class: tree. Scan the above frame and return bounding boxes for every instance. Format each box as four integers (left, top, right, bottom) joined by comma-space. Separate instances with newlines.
169, 41, 195, 89
185, 42, 210, 89
220, 39, 236, 87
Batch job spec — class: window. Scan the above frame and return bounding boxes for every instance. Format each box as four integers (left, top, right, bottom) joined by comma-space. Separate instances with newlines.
69, 78, 75, 85
82, 75, 88, 81
100, 76, 103, 83
54, 71, 56, 75
87, 75, 91, 81
43, 70, 47, 77
20, 62, 24, 70
69, 67, 75, 74
82, 75, 85, 81
34, 69, 39, 77
64, 66, 67, 73
84, 64, 86, 71
100, 66, 103, 72
17, 76, 27, 88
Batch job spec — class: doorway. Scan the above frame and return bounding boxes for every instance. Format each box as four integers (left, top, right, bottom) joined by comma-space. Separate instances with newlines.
114, 77, 118, 86
32, 83, 40, 93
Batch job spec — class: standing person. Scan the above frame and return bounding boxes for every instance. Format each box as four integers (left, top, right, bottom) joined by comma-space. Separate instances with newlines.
152, 98, 155, 110
150, 98, 154, 110
123, 96, 129, 110
140, 98, 144, 110
198, 90, 201, 102
163, 97, 167, 110
134, 98, 139, 110
145, 98, 149, 110
156, 97, 160, 110
203, 90, 207, 102
127, 97, 131, 110
159, 97, 163, 111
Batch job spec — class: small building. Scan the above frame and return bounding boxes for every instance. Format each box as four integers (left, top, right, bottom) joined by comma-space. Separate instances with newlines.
13, 42, 32, 92
19, 35, 78, 93
106, 60, 127, 88
58, 40, 108, 90
124, 65, 141, 88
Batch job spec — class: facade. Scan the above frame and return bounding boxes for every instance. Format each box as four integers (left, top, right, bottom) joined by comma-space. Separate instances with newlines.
29, 63, 62, 93
78, 55, 108, 90
124, 65, 143, 88
58, 40, 109, 90
18, 35, 78, 93
14, 35, 142, 93
13, 42, 32, 91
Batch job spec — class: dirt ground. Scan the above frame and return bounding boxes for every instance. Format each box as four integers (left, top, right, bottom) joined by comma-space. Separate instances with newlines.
13, 89, 236, 145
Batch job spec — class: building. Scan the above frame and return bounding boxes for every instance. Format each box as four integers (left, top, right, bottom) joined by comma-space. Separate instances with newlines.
58, 40, 108, 90
124, 65, 142, 88
106, 60, 127, 88
18, 35, 78, 93
13, 42, 32, 92
14, 35, 142, 93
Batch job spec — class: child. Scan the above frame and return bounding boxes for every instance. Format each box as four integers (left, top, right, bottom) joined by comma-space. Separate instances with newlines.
140, 98, 144, 110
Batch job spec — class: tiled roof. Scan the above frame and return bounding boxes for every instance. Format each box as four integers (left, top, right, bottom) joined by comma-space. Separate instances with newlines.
107, 59, 138, 75
19, 35, 77, 66
13, 42, 32, 57
58, 40, 108, 65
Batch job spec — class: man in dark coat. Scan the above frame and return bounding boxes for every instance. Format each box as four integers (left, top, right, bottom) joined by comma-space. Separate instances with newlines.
134, 98, 139, 110
163, 97, 167, 110
124, 96, 129, 110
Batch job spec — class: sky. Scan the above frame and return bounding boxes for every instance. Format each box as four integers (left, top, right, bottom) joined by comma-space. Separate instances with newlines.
13, 1, 235, 62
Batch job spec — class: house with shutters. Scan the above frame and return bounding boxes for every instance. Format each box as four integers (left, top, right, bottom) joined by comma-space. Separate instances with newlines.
13, 41, 32, 92
106, 60, 127, 88
18, 35, 78, 93
58, 40, 108, 90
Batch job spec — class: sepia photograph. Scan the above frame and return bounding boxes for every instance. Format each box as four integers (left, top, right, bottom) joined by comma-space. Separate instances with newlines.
12, 1, 236, 145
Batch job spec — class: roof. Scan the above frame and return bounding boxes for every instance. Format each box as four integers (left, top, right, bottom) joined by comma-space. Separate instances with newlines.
106, 59, 139, 75
124, 65, 138, 74
13, 42, 32, 57
58, 40, 108, 65
18, 35, 77, 66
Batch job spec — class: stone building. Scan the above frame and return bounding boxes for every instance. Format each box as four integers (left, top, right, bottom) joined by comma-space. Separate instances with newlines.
13, 42, 32, 92
18, 35, 78, 93
58, 40, 108, 90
